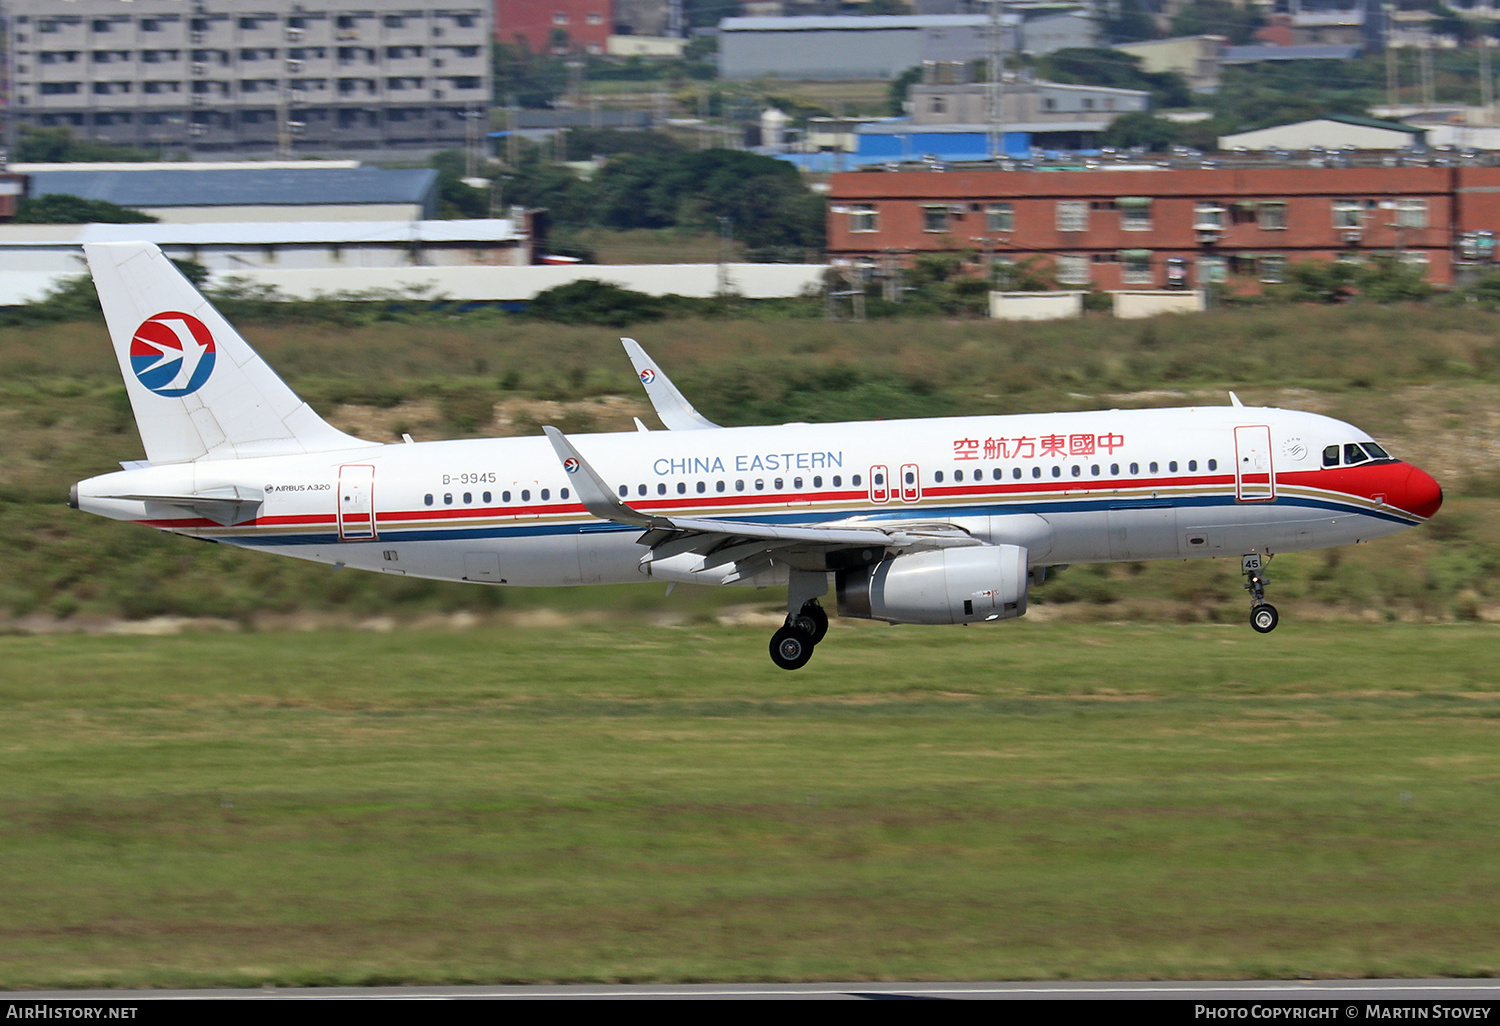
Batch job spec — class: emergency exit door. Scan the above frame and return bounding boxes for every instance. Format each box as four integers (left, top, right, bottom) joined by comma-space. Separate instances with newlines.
338, 464, 378, 540
1234, 426, 1275, 502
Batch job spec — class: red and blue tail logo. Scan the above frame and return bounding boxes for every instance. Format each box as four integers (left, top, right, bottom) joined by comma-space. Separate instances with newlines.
640, 368, 656, 385
130, 311, 216, 397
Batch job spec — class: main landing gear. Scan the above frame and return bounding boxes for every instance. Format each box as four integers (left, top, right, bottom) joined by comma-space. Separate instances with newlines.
770, 600, 828, 671
1243, 553, 1279, 634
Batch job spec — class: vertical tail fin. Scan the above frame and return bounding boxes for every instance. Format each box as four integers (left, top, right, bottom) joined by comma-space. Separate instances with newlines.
85, 241, 378, 464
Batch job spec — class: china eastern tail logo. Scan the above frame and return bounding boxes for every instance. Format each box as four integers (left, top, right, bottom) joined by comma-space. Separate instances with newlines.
640, 368, 656, 385
130, 311, 216, 397
563, 457, 581, 474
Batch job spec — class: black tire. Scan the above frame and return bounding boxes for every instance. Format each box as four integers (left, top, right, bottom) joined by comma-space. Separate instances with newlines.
1250, 603, 1279, 634
798, 602, 829, 646
770, 625, 815, 670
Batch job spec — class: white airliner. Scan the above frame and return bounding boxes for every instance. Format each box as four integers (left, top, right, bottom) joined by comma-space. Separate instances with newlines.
72, 242, 1443, 669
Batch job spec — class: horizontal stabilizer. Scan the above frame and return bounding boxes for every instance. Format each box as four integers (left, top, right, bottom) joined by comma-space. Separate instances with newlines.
107, 486, 263, 527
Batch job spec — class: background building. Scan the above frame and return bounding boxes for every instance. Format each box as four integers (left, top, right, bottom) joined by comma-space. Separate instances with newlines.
826, 164, 1500, 291
495, 0, 613, 56
718, 15, 1006, 81
15, 163, 442, 222
4, 0, 490, 158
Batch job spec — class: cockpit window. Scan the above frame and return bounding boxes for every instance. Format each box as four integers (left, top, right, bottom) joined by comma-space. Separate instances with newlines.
1362, 442, 1391, 461
1344, 443, 1369, 466
1323, 445, 1340, 468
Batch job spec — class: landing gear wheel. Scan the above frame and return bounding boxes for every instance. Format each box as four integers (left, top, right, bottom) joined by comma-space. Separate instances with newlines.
797, 601, 829, 646
1250, 603, 1279, 634
770, 625, 815, 671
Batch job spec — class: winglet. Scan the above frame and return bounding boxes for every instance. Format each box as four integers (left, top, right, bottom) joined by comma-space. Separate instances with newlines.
1229, 391, 1244, 408
543, 426, 655, 527
620, 337, 722, 431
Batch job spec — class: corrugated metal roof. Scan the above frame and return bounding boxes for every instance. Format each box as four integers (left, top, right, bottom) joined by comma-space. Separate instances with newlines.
27, 167, 439, 208
857, 120, 1111, 134
1220, 44, 1360, 63
721, 15, 997, 31
0, 219, 520, 246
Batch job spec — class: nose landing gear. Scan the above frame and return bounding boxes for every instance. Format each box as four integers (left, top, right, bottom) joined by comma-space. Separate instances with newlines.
1243, 553, 1279, 633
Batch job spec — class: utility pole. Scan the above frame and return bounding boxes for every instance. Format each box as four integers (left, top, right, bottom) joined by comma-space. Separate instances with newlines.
984, 0, 1005, 161
717, 217, 733, 296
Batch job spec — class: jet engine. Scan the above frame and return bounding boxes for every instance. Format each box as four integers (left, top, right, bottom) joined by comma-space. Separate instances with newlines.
835, 545, 1028, 625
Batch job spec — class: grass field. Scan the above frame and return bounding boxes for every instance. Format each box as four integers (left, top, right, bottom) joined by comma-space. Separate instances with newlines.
1, 622, 1497, 988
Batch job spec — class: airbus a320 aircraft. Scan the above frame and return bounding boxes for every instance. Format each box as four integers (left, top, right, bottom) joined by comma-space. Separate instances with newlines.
72, 242, 1443, 669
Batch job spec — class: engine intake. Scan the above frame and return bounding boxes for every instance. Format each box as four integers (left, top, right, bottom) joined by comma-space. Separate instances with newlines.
836, 545, 1028, 625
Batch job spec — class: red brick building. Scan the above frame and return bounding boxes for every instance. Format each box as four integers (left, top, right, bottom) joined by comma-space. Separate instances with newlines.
496, 0, 612, 55
827, 165, 1500, 291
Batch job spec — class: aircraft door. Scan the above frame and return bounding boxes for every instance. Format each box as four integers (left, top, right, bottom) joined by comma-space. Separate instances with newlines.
869, 465, 889, 504
1234, 425, 1275, 502
900, 463, 922, 503
337, 464, 377, 540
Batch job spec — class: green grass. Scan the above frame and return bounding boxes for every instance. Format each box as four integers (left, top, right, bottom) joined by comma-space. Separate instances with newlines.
1, 622, 1498, 987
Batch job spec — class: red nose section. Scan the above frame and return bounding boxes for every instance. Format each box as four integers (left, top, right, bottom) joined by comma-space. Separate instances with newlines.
1397, 463, 1443, 520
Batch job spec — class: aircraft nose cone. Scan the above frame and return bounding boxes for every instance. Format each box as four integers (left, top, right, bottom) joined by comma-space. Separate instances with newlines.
1399, 464, 1443, 520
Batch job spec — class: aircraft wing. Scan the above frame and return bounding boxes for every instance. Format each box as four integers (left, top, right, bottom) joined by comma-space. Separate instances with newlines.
102, 486, 264, 527
620, 337, 722, 431
544, 427, 978, 581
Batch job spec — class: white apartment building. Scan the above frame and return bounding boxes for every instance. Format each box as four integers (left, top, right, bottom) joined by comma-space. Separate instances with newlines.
4, 0, 490, 157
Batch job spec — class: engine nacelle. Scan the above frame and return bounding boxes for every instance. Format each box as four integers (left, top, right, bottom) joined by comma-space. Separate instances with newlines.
836, 545, 1028, 625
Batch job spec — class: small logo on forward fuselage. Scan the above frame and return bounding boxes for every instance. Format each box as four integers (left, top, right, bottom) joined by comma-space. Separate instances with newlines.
130, 311, 216, 397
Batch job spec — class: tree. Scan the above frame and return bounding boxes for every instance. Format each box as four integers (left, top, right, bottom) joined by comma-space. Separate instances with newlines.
1033, 49, 1191, 109
1098, 0, 1158, 45
1100, 111, 1183, 152
14, 125, 157, 163
1168, 0, 1266, 46
14, 194, 157, 224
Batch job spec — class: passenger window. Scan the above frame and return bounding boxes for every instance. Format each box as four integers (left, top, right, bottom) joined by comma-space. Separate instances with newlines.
1129, 463, 1138, 474
874, 473, 884, 485
1149, 462, 1159, 474
444, 493, 453, 505
1070, 465, 1081, 478
521, 490, 530, 501
1344, 443, 1368, 465
618, 485, 627, 498
852, 474, 861, 487
1091, 465, 1100, 477
1169, 461, 1178, 473
502, 491, 511, 503
696, 481, 706, 494
561, 488, 569, 500
424, 494, 433, 506
1323, 445, 1340, 467
995, 469, 1004, 481
904, 471, 915, 485
1188, 460, 1197, 472
794, 477, 803, 489
1012, 468, 1021, 480
677, 482, 686, 495
833, 476, 842, 487
715, 481, 725, 493
657, 483, 666, 495
755, 479, 765, 491
1110, 464, 1119, 475
638, 484, 647, 496
735, 480, 745, 492
1051, 466, 1061, 478
1032, 467, 1041, 479
464, 492, 472, 503
813, 476, 822, 488
1208, 459, 1217, 471
483, 491, 491, 503
935, 471, 945, 483
540, 489, 550, 500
